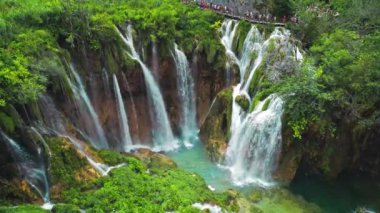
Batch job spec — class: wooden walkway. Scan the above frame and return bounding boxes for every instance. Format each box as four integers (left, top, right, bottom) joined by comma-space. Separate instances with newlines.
183, 2, 288, 26
213, 11, 286, 26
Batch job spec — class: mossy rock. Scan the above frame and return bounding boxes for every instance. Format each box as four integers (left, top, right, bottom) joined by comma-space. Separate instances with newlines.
252, 188, 321, 213
235, 95, 250, 111
232, 21, 251, 55
122, 50, 137, 70
262, 98, 271, 111
103, 43, 120, 73
0, 112, 16, 134
52, 204, 81, 213
97, 149, 133, 166
206, 139, 228, 162
216, 88, 233, 138
46, 137, 101, 201
250, 190, 264, 203
0, 178, 41, 205
200, 88, 233, 162
0, 106, 22, 135
248, 64, 266, 97
133, 148, 177, 172
256, 25, 275, 40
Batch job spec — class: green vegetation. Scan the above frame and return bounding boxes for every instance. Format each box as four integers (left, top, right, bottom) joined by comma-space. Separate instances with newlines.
235, 95, 250, 111
47, 137, 90, 186
0, 205, 47, 213
217, 88, 233, 137
0, 0, 222, 107
60, 157, 237, 212
252, 0, 380, 140
51, 204, 81, 213
262, 99, 271, 111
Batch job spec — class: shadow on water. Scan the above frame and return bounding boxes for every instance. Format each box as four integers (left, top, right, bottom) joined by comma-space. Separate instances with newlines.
289, 175, 380, 213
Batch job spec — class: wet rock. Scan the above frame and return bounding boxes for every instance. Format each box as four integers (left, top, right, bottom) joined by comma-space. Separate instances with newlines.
200, 88, 233, 162
235, 95, 250, 111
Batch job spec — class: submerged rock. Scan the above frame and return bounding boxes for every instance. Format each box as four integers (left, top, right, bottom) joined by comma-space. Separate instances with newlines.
249, 188, 322, 213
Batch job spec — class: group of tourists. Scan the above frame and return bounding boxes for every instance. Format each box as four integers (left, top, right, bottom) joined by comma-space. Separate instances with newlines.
182, 0, 299, 24
245, 10, 299, 24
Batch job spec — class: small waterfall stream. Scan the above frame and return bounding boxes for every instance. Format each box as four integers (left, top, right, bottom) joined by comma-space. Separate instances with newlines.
38, 95, 111, 176
116, 25, 177, 151
171, 44, 198, 147
68, 65, 108, 149
0, 131, 50, 203
220, 20, 301, 186
220, 20, 239, 85
226, 95, 284, 186
113, 74, 133, 151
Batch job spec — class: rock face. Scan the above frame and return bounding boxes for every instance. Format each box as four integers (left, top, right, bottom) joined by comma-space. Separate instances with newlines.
200, 88, 233, 162
275, 119, 380, 183
45, 38, 229, 149
200, 89, 380, 183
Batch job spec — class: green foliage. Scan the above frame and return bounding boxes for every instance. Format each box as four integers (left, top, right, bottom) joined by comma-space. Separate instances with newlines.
0, 0, 222, 108
0, 112, 16, 134
52, 204, 81, 213
46, 137, 88, 186
248, 65, 265, 97
61, 162, 236, 212
262, 99, 271, 111
0, 205, 47, 213
97, 149, 133, 166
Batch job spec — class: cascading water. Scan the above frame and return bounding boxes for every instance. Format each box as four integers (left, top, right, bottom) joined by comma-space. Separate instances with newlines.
113, 74, 133, 151
68, 65, 108, 149
102, 68, 112, 98
116, 25, 177, 151
220, 20, 239, 85
37, 95, 110, 175
121, 72, 141, 144
226, 95, 284, 186
0, 131, 50, 203
220, 20, 302, 186
171, 44, 198, 147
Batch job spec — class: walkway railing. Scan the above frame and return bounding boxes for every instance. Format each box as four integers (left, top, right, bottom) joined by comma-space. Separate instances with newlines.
182, 1, 290, 26
213, 10, 286, 26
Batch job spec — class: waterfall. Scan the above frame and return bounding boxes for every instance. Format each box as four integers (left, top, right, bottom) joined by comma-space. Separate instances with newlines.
220, 20, 239, 85
151, 42, 159, 73
116, 25, 177, 151
0, 132, 50, 203
121, 72, 141, 144
102, 68, 112, 98
68, 65, 108, 149
219, 20, 300, 186
171, 44, 198, 147
37, 95, 110, 176
113, 74, 133, 151
225, 95, 284, 186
